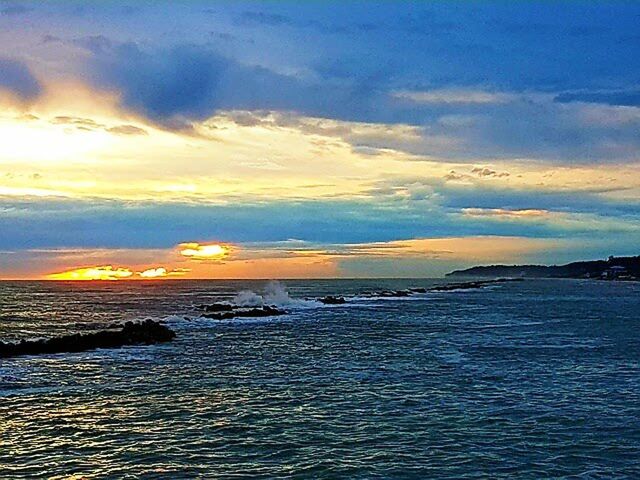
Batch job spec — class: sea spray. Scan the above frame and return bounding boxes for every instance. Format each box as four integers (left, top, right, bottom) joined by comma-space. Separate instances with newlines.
234, 290, 265, 307
233, 281, 313, 307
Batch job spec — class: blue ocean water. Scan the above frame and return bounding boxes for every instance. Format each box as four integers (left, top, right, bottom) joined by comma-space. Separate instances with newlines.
1, 279, 639, 479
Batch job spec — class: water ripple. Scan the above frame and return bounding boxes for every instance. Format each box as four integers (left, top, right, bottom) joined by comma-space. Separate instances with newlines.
1, 279, 640, 478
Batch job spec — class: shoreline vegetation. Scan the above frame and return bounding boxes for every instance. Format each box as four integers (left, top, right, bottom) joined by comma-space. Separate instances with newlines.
447, 255, 640, 281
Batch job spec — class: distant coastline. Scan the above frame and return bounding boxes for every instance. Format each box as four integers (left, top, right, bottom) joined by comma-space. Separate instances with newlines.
447, 255, 640, 280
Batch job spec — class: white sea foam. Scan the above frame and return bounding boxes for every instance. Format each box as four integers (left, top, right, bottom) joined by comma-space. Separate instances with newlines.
233, 281, 315, 308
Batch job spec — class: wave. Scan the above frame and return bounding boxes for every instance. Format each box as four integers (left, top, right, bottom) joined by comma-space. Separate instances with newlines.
233, 281, 317, 308
192, 278, 519, 322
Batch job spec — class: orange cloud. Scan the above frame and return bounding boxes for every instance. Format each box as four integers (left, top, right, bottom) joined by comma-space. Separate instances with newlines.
47, 265, 134, 281
138, 267, 190, 278
462, 208, 550, 219
36, 236, 563, 281
139, 267, 168, 278
46, 265, 191, 280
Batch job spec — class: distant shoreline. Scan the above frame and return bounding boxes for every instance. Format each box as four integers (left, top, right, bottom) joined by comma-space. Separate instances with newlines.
447, 255, 640, 281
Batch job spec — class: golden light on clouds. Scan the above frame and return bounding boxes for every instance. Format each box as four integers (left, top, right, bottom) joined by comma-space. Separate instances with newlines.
139, 267, 169, 278
47, 266, 134, 281
47, 265, 191, 280
37, 236, 563, 281
461, 208, 550, 219
2, 86, 640, 204
138, 267, 191, 278
179, 243, 230, 260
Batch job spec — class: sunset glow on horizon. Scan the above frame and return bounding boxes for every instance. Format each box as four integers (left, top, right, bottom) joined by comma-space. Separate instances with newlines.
179, 243, 230, 261
47, 266, 135, 281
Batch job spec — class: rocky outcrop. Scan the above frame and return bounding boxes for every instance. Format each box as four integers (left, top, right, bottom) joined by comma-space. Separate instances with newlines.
0, 319, 176, 359
408, 287, 427, 294
429, 278, 523, 292
200, 303, 234, 312
201, 305, 287, 320
356, 279, 521, 298
318, 296, 347, 305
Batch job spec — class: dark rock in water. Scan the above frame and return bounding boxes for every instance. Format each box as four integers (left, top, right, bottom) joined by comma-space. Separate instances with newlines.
0, 319, 176, 359
201, 303, 234, 312
318, 296, 346, 305
202, 305, 287, 320
409, 287, 427, 294
429, 278, 523, 292
378, 289, 412, 297
429, 282, 484, 292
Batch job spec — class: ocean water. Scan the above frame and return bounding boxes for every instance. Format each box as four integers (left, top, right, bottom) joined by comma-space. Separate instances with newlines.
1, 279, 639, 479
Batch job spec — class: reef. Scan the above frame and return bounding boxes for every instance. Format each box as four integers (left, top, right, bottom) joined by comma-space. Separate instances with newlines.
201, 305, 288, 320
200, 303, 234, 312
429, 278, 523, 292
0, 319, 176, 359
357, 279, 522, 298
318, 296, 347, 305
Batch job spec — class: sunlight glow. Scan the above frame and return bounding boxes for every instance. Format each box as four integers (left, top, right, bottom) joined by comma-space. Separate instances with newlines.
179, 243, 230, 260
47, 266, 134, 281
139, 267, 168, 278
0, 117, 112, 163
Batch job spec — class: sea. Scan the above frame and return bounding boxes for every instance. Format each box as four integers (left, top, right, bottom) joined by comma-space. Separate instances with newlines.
1, 278, 639, 479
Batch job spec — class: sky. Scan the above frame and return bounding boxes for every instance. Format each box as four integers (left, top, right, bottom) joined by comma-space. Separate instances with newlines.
1, 0, 639, 279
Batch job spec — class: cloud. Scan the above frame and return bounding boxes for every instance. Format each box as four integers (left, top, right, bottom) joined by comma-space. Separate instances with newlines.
393, 89, 514, 105
106, 125, 148, 135
51, 115, 104, 129
25, 29, 636, 163
45, 264, 190, 280
0, 57, 41, 101
80, 40, 394, 126
462, 208, 550, 219
237, 11, 293, 27
554, 89, 640, 107
9, 236, 569, 280
71, 35, 113, 55
179, 242, 230, 260
471, 167, 510, 178
138, 267, 189, 278
47, 115, 148, 136
87, 43, 230, 121
47, 265, 133, 280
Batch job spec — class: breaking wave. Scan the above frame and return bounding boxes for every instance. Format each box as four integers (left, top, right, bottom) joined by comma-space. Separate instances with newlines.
233, 281, 316, 308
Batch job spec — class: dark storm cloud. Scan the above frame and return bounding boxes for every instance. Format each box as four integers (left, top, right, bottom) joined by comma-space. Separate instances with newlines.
0, 57, 41, 101
82, 40, 391, 126
12, 1, 640, 164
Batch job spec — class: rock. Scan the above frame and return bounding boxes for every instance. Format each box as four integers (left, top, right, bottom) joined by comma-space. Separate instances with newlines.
378, 290, 412, 297
202, 305, 287, 320
409, 287, 427, 293
430, 282, 484, 291
429, 278, 523, 292
0, 319, 176, 359
318, 296, 346, 305
200, 303, 234, 312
